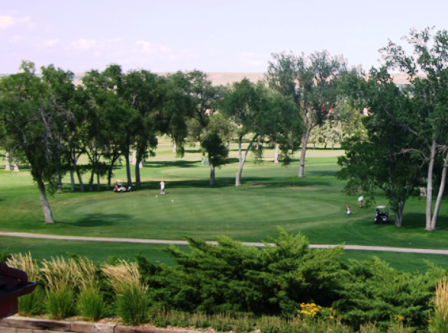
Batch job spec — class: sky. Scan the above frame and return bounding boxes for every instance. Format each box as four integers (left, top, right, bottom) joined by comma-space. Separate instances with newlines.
1, 0, 448, 74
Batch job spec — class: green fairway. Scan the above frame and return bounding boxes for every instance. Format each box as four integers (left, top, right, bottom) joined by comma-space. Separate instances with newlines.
1, 140, 448, 271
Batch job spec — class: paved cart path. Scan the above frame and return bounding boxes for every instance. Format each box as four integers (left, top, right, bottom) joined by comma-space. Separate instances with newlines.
0, 231, 447, 255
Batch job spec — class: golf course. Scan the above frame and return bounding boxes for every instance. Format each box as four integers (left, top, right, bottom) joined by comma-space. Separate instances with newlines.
1, 138, 447, 272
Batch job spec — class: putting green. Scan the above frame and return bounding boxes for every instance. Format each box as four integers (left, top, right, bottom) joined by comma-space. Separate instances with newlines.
61, 191, 340, 225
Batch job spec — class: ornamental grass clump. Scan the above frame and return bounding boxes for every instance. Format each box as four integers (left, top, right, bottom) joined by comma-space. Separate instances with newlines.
429, 277, 448, 333
102, 260, 150, 326
7, 253, 45, 316
73, 257, 105, 321
41, 257, 77, 319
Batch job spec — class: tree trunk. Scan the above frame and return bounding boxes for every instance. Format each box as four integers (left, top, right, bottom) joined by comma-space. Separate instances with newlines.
135, 156, 142, 188
37, 177, 54, 223
96, 172, 101, 191
76, 167, 84, 192
425, 140, 437, 231
209, 162, 215, 186
430, 150, 448, 230
395, 200, 405, 227
274, 143, 279, 163
70, 169, 75, 192
298, 125, 312, 178
107, 165, 113, 190
125, 148, 132, 187
236, 135, 256, 186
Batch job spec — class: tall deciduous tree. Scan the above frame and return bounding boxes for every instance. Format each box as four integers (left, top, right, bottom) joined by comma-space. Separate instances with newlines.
220, 79, 301, 186
0, 61, 73, 223
266, 51, 347, 177
83, 65, 136, 190
378, 27, 448, 230
120, 70, 161, 188
337, 70, 422, 226
187, 70, 225, 185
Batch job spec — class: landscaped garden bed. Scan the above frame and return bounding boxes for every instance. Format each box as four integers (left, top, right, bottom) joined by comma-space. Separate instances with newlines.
3, 230, 448, 332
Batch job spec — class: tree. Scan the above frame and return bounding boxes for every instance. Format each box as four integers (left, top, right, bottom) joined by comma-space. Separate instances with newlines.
0, 61, 73, 223
337, 65, 427, 226
378, 27, 448, 230
186, 70, 225, 185
83, 65, 136, 190
267, 51, 347, 177
120, 70, 161, 188
220, 78, 302, 186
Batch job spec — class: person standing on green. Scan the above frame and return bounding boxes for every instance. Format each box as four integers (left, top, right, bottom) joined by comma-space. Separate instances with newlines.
358, 195, 364, 208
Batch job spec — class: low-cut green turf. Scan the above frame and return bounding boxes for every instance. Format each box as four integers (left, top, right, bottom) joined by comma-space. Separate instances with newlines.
1, 139, 448, 271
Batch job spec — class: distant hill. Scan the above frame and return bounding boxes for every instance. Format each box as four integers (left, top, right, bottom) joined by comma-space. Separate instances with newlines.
1, 72, 421, 86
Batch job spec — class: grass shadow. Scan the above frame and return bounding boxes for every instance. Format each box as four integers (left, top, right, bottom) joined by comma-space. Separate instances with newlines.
399, 212, 448, 231
143, 160, 200, 168
59, 213, 132, 227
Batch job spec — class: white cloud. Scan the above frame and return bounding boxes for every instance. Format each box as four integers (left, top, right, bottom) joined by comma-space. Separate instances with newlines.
136, 41, 171, 54
0, 15, 35, 29
12, 35, 22, 43
94, 51, 102, 57
44, 39, 58, 46
0, 16, 15, 29
71, 39, 97, 50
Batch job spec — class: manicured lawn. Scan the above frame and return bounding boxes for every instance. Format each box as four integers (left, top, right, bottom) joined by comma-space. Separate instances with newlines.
1, 140, 447, 271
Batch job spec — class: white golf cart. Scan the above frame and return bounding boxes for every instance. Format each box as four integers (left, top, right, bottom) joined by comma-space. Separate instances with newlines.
113, 180, 131, 193
374, 205, 389, 224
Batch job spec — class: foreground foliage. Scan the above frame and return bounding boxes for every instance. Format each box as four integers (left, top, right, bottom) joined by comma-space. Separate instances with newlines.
5, 230, 447, 331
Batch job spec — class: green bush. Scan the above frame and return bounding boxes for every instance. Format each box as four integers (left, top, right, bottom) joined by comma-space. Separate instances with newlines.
334, 257, 443, 330
143, 228, 345, 317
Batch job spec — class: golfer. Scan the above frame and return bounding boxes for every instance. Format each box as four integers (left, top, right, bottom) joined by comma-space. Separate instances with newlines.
358, 195, 364, 208
160, 181, 165, 194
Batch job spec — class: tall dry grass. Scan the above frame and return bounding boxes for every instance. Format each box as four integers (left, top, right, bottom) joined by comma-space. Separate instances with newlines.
72, 257, 105, 321
7, 252, 40, 282
7, 253, 45, 316
102, 260, 150, 326
429, 277, 448, 333
41, 257, 77, 319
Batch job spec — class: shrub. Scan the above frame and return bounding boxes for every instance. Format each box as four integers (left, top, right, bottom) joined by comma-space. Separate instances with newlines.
102, 259, 150, 326
334, 257, 438, 330
0, 248, 11, 262
144, 228, 345, 317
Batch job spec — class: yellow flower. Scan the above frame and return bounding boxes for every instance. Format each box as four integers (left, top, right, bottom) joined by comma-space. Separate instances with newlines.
329, 316, 334, 319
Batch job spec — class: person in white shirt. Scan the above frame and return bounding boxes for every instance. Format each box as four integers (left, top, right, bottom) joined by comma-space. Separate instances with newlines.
358, 195, 364, 208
